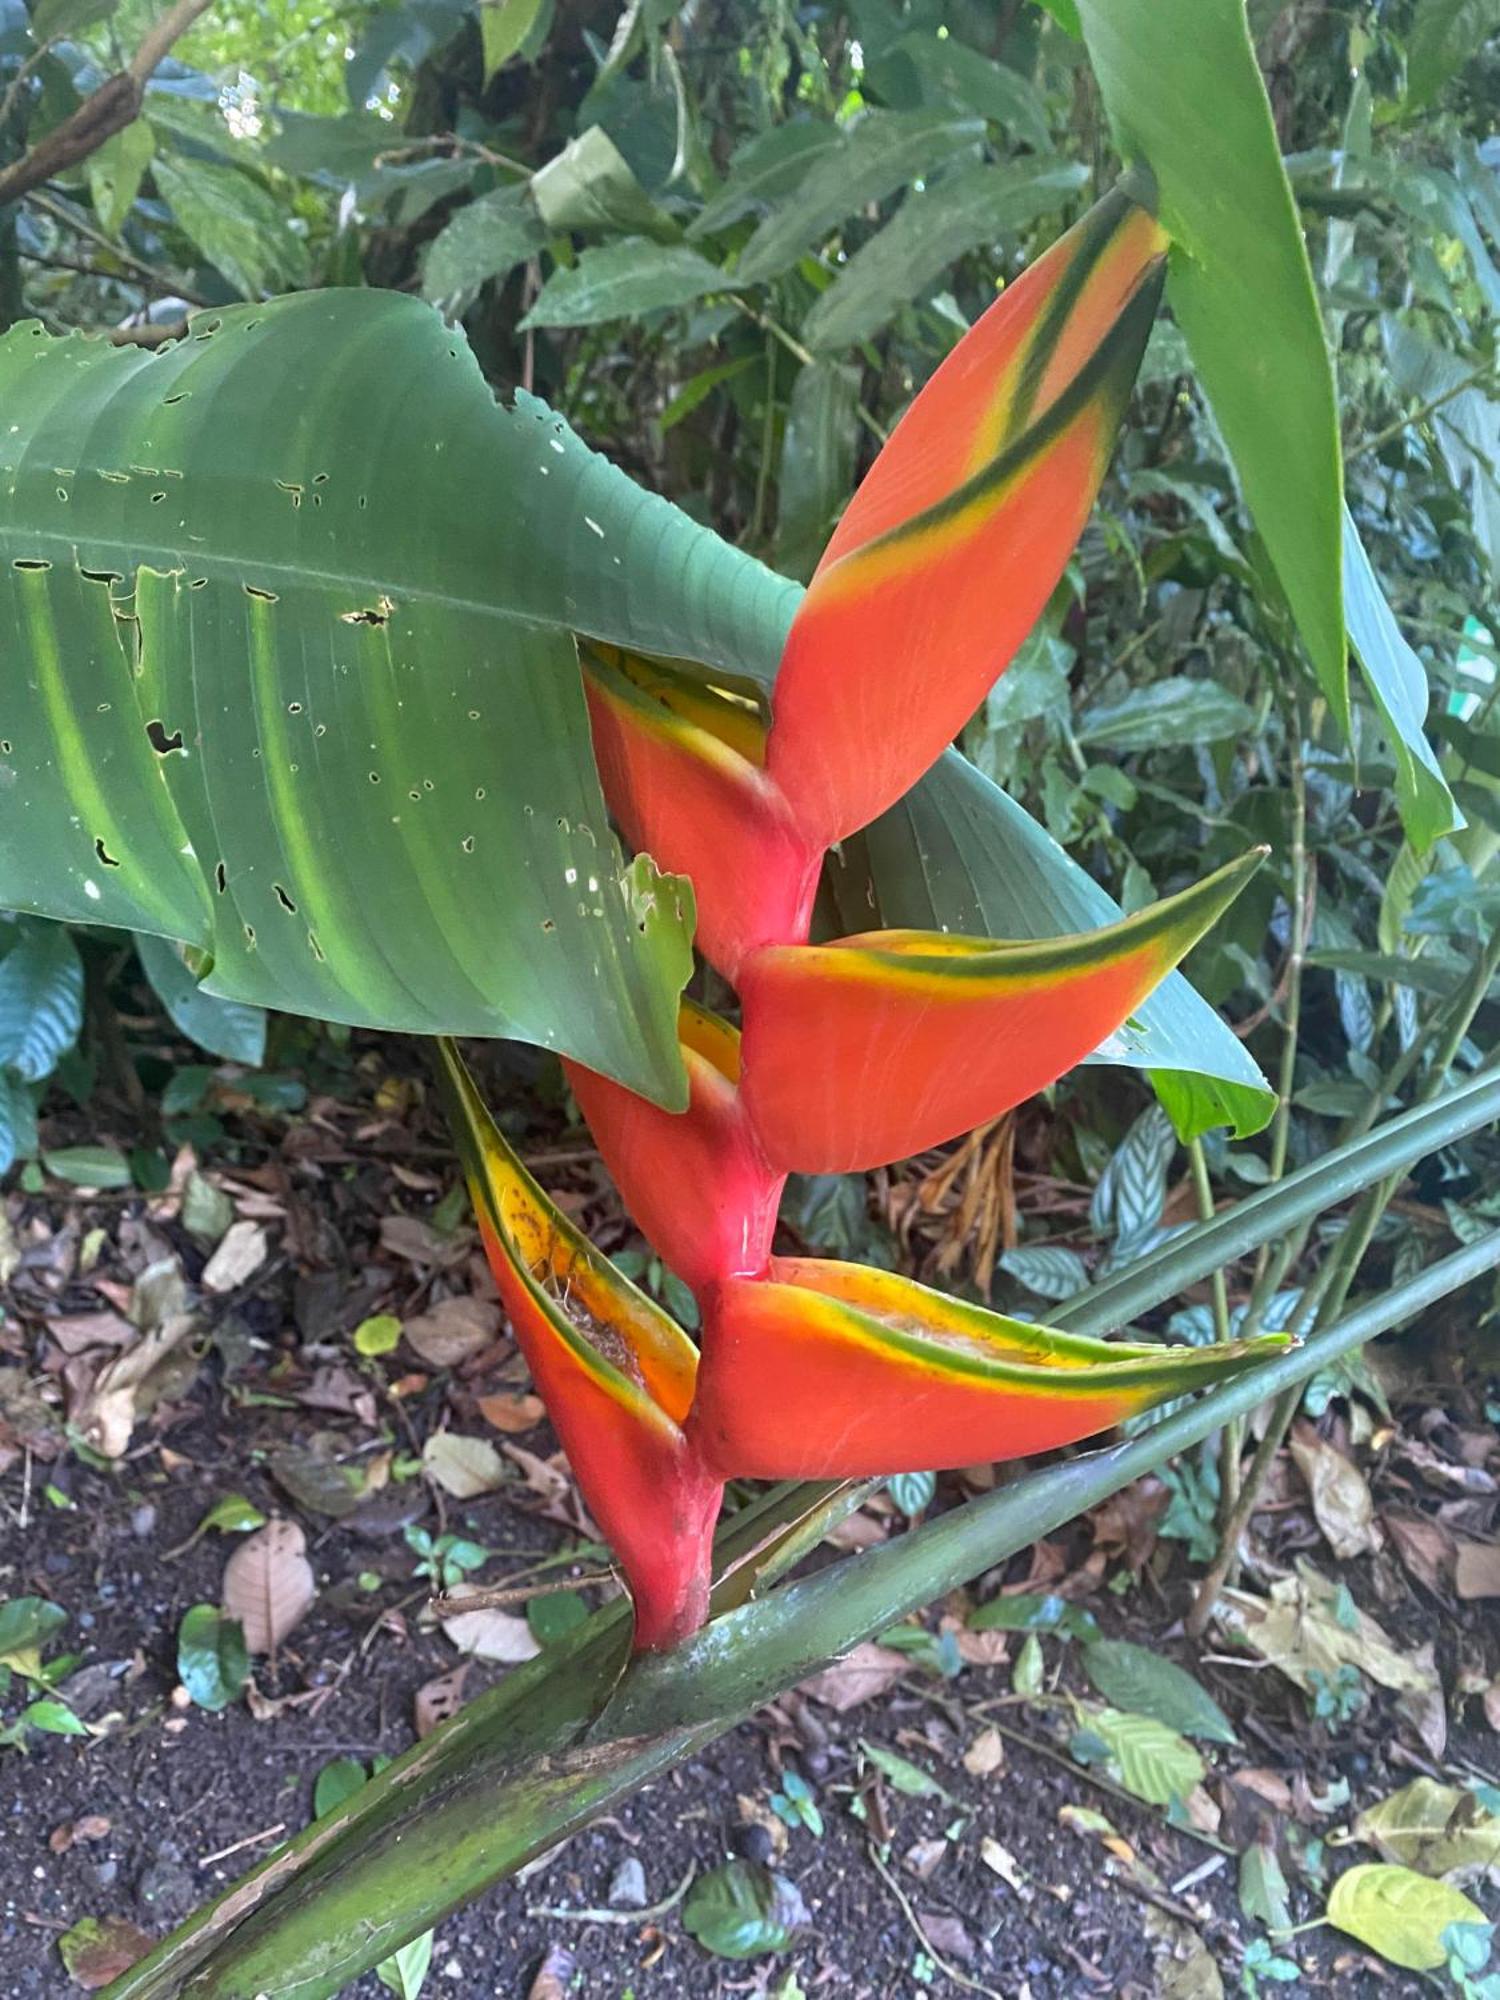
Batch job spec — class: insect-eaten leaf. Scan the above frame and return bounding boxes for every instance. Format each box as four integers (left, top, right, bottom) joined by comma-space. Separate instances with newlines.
682, 1860, 811, 1960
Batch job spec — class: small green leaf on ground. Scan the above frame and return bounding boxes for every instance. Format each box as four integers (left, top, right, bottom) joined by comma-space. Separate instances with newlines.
526, 1591, 589, 1648
43, 1145, 132, 1189
176, 1605, 249, 1712
1080, 1639, 1237, 1745
682, 1860, 811, 1959
354, 1313, 402, 1357
1013, 1632, 1045, 1697
0, 1596, 67, 1659
969, 1593, 1100, 1640
313, 1757, 370, 1819
199, 1493, 267, 1537
1088, 1708, 1204, 1809
23, 1698, 88, 1735
1326, 1862, 1486, 1971
858, 1740, 950, 1801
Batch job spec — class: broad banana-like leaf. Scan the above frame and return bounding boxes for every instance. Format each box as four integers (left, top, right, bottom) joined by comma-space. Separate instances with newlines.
581, 648, 820, 978
767, 186, 1167, 849
0, 295, 781, 1106
739, 848, 1265, 1172
564, 1002, 783, 1292
436, 1041, 719, 1650
690, 1255, 1290, 1479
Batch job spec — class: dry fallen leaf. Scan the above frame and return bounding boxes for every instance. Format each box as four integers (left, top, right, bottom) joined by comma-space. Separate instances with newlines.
917, 1912, 974, 1964
222, 1520, 316, 1654
1454, 1538, 1500, 1601
402, 1295, 500, 1368
414, 1664, 469, 1738
1289, 1422, 1379, 1561
44, 1313, 135, 1356
379, 1215, 468, 1269
799, 1641, 908, 1712
422, 1430, 506, 1499
49, 1814, 111, 1854
1353, 1777, 1500, 1883
1383, 1511, 1456, 1594
438, 1588, 540, 1664
1216, 1564, 1437, 1700
477, 1390, 546, 1435
201, 1220, 268, 1294
962, 1726, 1005, 1778
980, 1836, 1031, 1899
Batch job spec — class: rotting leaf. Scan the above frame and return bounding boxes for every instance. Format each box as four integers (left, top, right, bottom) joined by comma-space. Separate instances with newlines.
798, 1641, 908, 1712
1352, 1778, 1500, 1884
438, 1588, 540, 1665
401, 1295, 500, 1368
1288, 1421, 1379, 1561
57, 1915, 154, 1991
422, 1430, 507, 1499
414, 1664, 469, 1738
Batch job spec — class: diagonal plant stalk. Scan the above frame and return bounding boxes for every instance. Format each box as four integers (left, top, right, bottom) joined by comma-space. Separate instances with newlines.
106, 1229, 1500, 2000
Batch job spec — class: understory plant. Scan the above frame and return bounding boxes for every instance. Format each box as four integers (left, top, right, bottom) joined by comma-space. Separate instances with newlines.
0, 0, 1496, 1990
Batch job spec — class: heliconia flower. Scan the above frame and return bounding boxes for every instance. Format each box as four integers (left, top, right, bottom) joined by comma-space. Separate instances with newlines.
581, 646, 822, 980
435, 1040, 721, 1651
766, 187, 1169, 853
737, 849, 1266, 1173
688, 1256, 1290, 1481
564, 1001, 783, 1292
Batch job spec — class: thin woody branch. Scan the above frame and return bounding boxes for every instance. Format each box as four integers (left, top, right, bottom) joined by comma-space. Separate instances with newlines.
0, 0, 213, 210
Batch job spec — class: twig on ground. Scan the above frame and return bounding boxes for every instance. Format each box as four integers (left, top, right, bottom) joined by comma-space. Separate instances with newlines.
525, 1862, 694, 1924
866, 1840, 1009, 2000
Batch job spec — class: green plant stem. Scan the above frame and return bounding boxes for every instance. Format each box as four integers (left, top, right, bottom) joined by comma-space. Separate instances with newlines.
1188, 1133, 1240, 1515
105, 1232, 1500, 2000
731, 295, 889, 444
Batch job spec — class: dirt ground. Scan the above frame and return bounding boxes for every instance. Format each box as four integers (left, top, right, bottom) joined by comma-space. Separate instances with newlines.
2, 1027, 1497, 1999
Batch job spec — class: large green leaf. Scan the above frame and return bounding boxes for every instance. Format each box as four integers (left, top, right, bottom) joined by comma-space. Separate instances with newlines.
521, 239, 733, 328
0, 292, 828, 1104
420, 184, 548, 312
802, 157, 1087, 354
1403, 0, 1500, 112
1075, 0, 1346, 727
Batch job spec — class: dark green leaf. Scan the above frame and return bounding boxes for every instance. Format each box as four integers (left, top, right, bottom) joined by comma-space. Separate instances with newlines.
774, 359, 859, 579
1080, 1639, 1237, 1744
689, 121, 843, 239
153, 155, 311, 299
1076, 679, 1255, 752
29, 0, 115, 38
736, 109, 985, 284
969, 1592, 1100, 1639
526, 1591, 589, 1647
1404, 0, 1500, 111
1076, 0, 1346, 725
176, 1605, 249, 1713
135, 932, 267, 1067
521, 239, 732, 327
421, 185, 547, 309
893, 33, 1053, 152
42, 1145, 132, 1188
888, 1471, 936, 1518
0, 1596, 67, 1655
682, 1860, 810, 1959
997, 1244, 1089, 1301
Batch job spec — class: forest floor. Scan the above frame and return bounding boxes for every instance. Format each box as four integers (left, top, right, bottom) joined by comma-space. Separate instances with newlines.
2, 1026, 1497, 1999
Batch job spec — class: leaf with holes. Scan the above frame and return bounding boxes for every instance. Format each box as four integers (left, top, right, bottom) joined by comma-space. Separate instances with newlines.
0, 921, 82, 1082
0, 292, 835, 1106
